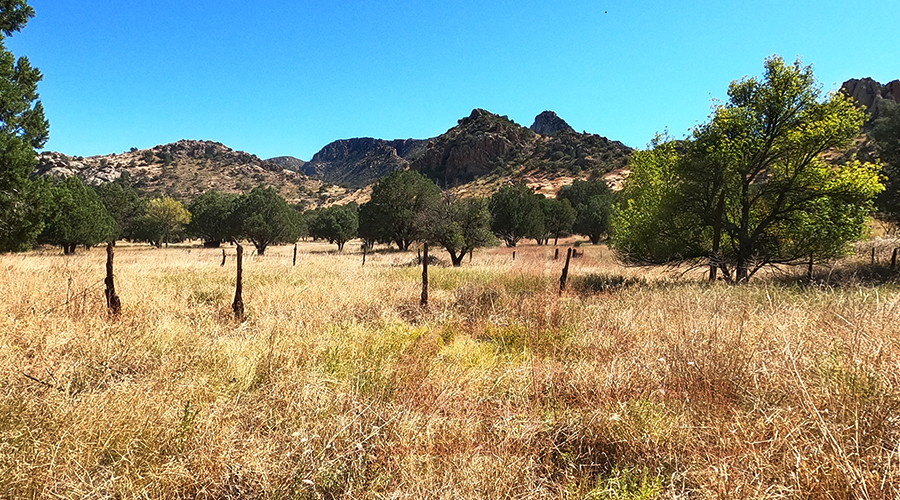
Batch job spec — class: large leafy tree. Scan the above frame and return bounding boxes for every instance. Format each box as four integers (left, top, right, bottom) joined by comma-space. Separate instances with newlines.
0, 0, 49, 252
419, 196, 493, 266
230, 185, 304, 256
557, 179, 614, 244
307, 203, 358, 251
358, 170, 441, 251
186, 189, 237, 247
489, 182, 544, 247
39, 176, 115, 254
613, 56, 882, 282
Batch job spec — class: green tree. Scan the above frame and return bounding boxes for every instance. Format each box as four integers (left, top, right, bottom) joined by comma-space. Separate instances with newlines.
307, 203, 358, 251
230, 185, 304, 256
489, 183, 544, 247
141, 197, 191, 248
0, 1, 49, 252
186, 189, 237, 247
539, 197, 576, 245
557, 179, 614, 244
39, 176, 115, 254
358, 170, 441, 251
613, 56, 882, 282
419, 196, 493, 266
95, 180, 143, 241
871, 101, 900, 223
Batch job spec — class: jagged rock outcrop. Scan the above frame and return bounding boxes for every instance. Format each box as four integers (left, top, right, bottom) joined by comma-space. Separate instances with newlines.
412, 109, 632, 188
301, 137, 427, 188
530, 110, 575, 135
841, 77, 900, 123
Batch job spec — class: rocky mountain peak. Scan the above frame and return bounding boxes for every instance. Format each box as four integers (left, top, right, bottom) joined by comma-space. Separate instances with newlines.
841, 77, 900, 123
530, 111, 575, 135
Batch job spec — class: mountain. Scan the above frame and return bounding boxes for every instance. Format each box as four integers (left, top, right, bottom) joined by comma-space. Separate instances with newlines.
300, 137, 428, 188
411, 109, 632, 188
36, 140, 345, 205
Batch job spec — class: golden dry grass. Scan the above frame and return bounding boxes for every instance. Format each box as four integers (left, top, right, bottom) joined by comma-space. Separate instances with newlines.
1, 240, 899, 499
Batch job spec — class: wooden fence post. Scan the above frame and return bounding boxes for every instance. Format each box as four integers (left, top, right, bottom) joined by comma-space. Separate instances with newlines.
104, 242, 121, 316
554, 248, 559, 260
221, 248, 226, 267
293, 243, 298, 266
807, 254, 814, 281
891, 248, 898, 271
233, 243, 244, 321
559, 248, 572, 295
420, 242, 429, 307
512, 251, 516, 261
872, 247, 876, 265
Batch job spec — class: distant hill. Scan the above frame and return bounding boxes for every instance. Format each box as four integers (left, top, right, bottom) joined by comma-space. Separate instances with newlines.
267, 155, 306, 172
36, 140, 347, 205
300, 137, 428, 188
841, 77, 900, 125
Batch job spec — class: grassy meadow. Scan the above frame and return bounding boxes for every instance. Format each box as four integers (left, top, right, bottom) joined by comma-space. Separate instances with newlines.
1, 240, 899, 499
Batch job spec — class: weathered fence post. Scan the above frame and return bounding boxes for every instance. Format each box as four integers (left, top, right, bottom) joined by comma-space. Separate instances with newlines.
221, 248, 226, 266
233, 243, 244, 321
872, 247, 876, 265
362, 243, 367, 266
104, 242, 121, 316
512, 251, 516, 261
293, 243, 298, 266
554, 248, 559, 260
807, 254, 814, 281
420, 242, 429, 307
559, 248, 572, 295
892, 248, 898, 271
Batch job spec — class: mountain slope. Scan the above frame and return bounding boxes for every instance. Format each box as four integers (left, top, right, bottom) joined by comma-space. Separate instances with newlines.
300, 137, 428, 188
36, 140, 345, 205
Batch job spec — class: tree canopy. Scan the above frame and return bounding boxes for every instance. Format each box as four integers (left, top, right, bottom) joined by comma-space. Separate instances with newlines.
557, 179, 614, 244
0, 0, 49, 252
139, 197, 191, 248
186, 189, 237, 247
612, 56, 882, 282
489, 183, 544, 247
39, 176, 115, 254
358, 170, 441, 251
419, 196, 494, 266
307, 203, 358, 251
230, 185, 304, 256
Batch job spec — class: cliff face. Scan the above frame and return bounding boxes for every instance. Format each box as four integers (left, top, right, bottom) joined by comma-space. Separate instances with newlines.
841, 77, 900, 124
301, 137, 428, 188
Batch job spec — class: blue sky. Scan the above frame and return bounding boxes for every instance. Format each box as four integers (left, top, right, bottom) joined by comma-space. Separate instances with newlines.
6, 0, 898, 160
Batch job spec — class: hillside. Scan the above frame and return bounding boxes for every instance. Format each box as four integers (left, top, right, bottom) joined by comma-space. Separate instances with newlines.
301, 137, 428, 188
36, 140, 348, 205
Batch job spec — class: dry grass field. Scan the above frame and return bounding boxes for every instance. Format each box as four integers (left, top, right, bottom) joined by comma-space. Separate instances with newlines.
1, 240, 899, 499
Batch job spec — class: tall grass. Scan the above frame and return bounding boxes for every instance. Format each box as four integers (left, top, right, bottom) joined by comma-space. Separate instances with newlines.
1, 241, 898, 498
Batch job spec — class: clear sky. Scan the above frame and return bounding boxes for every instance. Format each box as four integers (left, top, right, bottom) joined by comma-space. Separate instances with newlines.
6, 0, 898, 160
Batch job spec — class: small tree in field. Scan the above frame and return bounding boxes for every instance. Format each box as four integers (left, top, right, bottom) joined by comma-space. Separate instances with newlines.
39, 176, 115, 254
613, 56, 882, 282
358, 170, 441, 251
307, 203, 358, 251
419, 196, 493, 266
230, 185, 304, 256
187, 189, 237, 247
557, 179, 614, 244
141, 197, 191, 248
539, 197, 576, 245
489, 183, 544, 247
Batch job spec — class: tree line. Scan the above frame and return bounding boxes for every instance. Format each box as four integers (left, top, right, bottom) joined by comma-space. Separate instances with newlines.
1, 0, 898, 282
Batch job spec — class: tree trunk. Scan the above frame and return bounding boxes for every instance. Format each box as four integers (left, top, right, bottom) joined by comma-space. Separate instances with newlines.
233, 243, 244, 321
257, 244, 267, 256
709, 190, 725, 282
450, 249, 464, 267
